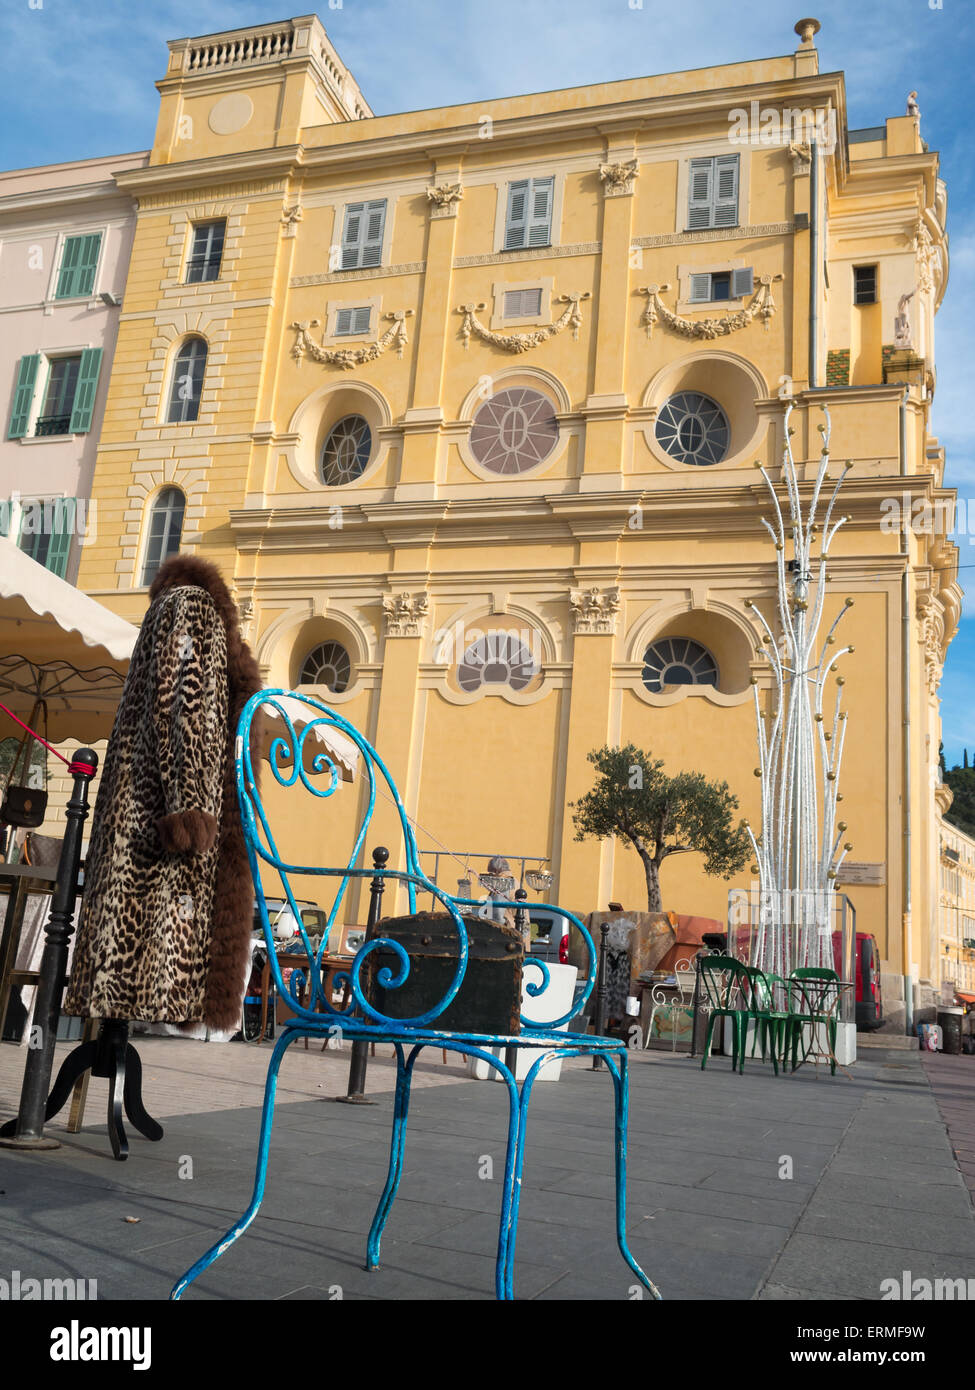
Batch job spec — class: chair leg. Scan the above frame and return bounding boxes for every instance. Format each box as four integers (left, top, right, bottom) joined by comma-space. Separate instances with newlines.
605, 1047, 662, 1299
366, 1041, 415, 1272
701, 1013, 716, 1070
171, 1028, 299, 1299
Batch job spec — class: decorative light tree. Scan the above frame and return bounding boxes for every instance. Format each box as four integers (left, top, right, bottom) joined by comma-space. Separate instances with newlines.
743, 402, 856, 980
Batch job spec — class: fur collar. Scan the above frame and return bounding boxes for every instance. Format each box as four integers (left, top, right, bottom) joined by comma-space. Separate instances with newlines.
149, 554, 248, 672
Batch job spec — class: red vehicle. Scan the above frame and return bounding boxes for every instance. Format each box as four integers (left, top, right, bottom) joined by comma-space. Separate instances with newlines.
833, 931, 884, 1031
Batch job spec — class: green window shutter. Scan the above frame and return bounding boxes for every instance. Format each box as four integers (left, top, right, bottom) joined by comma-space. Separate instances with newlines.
55, 233, 101, 299
68, 348, 102, 434
8, 353, 40, 439
46, 499, 74, 578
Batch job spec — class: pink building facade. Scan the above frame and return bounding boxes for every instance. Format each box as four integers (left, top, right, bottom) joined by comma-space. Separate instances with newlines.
0, 150, 148, 583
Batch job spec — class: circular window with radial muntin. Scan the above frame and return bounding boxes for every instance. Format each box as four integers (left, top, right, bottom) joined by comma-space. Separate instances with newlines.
299, 641, 352, 693
654, 391, 729, 466
458, 632, 539, 693
469, 387, 559, 475
642, 638, 718, 694
320, 414, 372, 486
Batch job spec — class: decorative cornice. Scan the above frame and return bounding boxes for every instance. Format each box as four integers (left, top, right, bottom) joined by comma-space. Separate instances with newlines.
426, 182, 464, 219
132, 178, 289, 211
382, 591, 429, 637
453, 242, 600, 269
290, 309, 414, 367
638, 274, 784, 339
570, 586, 621, 635
457, 291, 590, 352
631, 222, 795, 250
291, 261, 425, 288
599, 159, 639, 197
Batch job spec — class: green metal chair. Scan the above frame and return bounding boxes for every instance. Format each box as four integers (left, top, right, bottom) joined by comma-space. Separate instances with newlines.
785, 967, 841, 1075
744, 966, 788, 1076
699, 956, 751, 1072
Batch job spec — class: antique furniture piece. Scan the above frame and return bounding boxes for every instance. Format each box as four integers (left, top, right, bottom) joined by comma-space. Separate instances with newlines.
171, 690, 661, 1302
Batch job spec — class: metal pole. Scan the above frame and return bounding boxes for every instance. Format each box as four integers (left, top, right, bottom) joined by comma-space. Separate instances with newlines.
504, 888, 531, 1077
0, 749, 97, 1150
335, 845, 387, 1105
591, 923, 610, 1070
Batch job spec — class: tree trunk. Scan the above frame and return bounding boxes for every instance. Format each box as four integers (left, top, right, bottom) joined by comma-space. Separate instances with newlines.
640, 852, 662, 912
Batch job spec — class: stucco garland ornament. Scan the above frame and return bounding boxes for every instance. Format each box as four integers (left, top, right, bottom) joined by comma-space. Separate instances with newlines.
744, 402, 856, 983
457, 291, 591, 352
289, 309, 414, 368
638, 274, 784, 339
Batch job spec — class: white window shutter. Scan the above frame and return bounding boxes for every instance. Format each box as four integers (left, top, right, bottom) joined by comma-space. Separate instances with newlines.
335, 308, 354, 335
713, 155, 740, 228
527, 178, 554, 246
687, 158, 714, 230
732, 266, 754, 298
360, 200, 386, 268
342, 203, 364, 269
688, 273, 712, 303
351, 306, 372, 333
505, 180, 530, 249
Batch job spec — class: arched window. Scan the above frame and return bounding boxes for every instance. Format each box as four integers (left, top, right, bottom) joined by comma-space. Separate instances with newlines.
166, 337, 208, 424
642, 638, 718, 693
458, 631, 538, 693
469, 387, 559, 475
299, 641, 352, 693
320, 415, 372, 486
140, 487, 185, 586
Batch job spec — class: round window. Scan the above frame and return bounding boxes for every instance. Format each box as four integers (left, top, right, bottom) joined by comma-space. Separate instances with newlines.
320, 414, 372, 486
654, 392, 729, 466
458, 632, 539, 693
469, 388, 558, 475
642, 638, 718, 694
299, 641, 352, 693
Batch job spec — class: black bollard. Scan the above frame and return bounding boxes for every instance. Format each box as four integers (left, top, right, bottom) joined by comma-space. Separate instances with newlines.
0, 749, 97, 1150
334, 845, 388, 1104
591, 922, 610, 1070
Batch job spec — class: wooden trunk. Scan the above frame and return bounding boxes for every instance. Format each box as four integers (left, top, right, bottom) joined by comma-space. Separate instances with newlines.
363, 910, 524, 1034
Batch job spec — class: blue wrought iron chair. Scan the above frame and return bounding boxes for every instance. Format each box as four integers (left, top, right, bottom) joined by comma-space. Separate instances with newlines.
171, 690, 660, 1302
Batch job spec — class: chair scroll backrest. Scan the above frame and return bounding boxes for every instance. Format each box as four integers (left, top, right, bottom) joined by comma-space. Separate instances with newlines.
788, 967, 841, 1019
237, 690, 597, 1034
699, 955, 749, 1011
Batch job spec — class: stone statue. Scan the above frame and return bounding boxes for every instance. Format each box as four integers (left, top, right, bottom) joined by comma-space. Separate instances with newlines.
907, 91, 920, 118
894, 290, 915, 349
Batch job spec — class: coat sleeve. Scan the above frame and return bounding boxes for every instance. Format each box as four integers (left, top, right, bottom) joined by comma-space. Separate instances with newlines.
151, 587, 229, 855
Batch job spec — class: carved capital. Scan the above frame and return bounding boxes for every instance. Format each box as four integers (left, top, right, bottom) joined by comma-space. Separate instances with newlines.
599, 159, 639, 197
917, 592, 945, 695
382, 591, 429, 638
281, 203, 303, 237
788, 141, 812, 176
426, 182, 464, 219
570, 586, 621, 635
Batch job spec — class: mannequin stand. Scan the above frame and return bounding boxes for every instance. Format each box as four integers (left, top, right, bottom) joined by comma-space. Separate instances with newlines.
42, 1018, 163, 1161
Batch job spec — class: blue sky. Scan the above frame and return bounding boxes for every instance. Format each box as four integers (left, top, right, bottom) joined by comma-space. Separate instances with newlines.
1, 0, 971, 760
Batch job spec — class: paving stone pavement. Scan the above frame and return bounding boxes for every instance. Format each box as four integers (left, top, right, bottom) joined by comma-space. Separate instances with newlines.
0, 1036, 972, 1300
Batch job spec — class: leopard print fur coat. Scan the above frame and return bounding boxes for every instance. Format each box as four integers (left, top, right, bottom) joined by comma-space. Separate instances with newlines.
65, 555, 263, 1028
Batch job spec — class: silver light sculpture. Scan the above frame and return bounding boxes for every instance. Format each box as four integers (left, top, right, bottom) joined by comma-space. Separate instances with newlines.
744, 402, 855, 980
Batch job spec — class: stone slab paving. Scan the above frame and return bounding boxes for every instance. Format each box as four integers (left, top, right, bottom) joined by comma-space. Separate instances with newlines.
0, 1037, 972, 1300
921, 1052, 975, 1204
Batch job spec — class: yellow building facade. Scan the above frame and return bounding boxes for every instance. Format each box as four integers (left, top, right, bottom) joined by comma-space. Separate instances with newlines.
76, 15, 958, 1013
